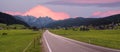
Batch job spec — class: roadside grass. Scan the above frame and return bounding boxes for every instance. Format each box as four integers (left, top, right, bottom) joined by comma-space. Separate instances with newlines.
0, 29, 42, 52
51, 29, 120, 49
25, 30, 44, 52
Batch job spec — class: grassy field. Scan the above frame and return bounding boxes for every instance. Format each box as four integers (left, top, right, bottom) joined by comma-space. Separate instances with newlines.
51, 29, 120, 49
0, 30, 42, 52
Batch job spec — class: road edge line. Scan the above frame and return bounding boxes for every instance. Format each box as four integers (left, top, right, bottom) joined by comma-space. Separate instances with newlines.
43, 34, 52, 52
48, 30, 120, 52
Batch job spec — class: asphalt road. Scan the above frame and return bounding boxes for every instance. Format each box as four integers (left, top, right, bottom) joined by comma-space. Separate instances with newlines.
42, 30, 120, 52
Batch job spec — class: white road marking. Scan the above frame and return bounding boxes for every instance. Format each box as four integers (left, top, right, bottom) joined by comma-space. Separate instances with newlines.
46, 30, 120, 52
44, 34, 52, 52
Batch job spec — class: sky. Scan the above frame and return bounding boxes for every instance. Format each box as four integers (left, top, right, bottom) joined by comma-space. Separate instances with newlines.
0, 0, 120, 20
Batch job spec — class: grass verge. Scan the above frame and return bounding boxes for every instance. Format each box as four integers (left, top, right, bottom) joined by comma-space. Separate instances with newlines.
25, 30, 44, 52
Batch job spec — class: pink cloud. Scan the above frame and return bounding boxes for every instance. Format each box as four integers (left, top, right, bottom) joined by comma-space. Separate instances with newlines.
92, 10, 120, 17
4, 11, 23, 15
4, 5, 70, 20
24, 5, 69, 20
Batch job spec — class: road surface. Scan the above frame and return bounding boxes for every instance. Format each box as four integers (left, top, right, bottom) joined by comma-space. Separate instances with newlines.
42, 30, 120, 52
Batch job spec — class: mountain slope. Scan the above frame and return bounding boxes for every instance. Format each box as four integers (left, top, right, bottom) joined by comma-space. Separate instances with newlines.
0, 12, 29, 26
14, 16, 54, 28
46, 14, 120, 28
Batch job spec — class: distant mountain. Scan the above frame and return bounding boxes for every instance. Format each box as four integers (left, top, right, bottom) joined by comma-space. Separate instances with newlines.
0, 12, 29, 27
34, 17, 54, 28
14, 16, 54, 28
46, 14, 120, 28
14, 15, 37, 26
89, 14, 120, 26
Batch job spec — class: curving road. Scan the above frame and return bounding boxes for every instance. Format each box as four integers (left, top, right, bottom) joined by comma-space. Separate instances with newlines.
42, 30, 120, 52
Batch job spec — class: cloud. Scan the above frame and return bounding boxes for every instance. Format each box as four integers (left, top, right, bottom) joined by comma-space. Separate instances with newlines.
24, 5, 69, 20
4, 11, 23, 15
92, 10, 120, 17
45, 0, 120, 7
4, 5, 70, 20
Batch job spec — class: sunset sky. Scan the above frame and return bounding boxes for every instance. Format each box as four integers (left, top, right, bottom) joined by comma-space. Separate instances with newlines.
0, 0, 120, 20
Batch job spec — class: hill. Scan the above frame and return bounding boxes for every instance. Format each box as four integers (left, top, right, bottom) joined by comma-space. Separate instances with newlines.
0, 12, 29, 27
46, 14, 120, 28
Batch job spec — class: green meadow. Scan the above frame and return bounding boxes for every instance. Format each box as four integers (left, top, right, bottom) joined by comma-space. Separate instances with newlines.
0, 30, 42, 52
51, 29, 120, 49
